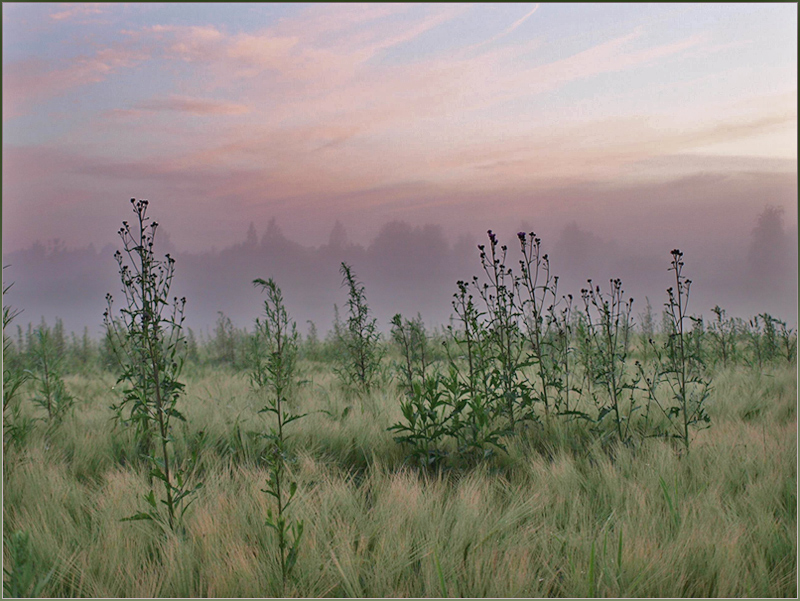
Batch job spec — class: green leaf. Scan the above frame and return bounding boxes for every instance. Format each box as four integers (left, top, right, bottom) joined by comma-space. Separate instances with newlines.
149, 467, 168, 483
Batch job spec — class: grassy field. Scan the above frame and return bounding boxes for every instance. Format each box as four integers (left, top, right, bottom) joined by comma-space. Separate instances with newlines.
2, 358, 796, 597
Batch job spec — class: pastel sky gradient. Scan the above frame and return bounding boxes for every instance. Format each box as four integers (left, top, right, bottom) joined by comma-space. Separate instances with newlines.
2, 2, 798, 253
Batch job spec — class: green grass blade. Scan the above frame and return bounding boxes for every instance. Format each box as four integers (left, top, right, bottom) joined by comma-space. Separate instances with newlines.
433, 547, 448, 597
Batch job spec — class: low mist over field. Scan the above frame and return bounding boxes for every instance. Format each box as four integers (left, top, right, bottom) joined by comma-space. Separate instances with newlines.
2, 182, 798, 338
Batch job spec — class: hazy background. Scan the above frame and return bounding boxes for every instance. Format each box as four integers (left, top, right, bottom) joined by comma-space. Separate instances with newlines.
3, 3, 797, 337
3, 192, 796, 339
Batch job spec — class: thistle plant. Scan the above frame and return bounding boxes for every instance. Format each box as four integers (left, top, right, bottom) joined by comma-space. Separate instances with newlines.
639, 250, 710, 451
574, 309, 599, 399
686, 315, 706, 371
444, 280, 508, 461
335, 262, 385, 396
390, 313, 429, 394
475, 231, 532, 430
580, 278, 636, 443
104, 198, 200, 531
448, 280, 489, 402
549, 293, 578, 414
515, 231, 564, 419
249, 278, 305, 592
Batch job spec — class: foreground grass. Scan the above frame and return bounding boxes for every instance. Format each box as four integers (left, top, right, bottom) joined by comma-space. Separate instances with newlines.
3, 362, 796, 597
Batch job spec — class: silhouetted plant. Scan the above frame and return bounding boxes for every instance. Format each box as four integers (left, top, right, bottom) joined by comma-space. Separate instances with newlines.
335, 262, 385, 396
687, 315, 706, 371
249, 278, 305, 592
744, 313, 781, 370
390, 313, 429, 395
549, 292, 578, 414
574, 309, 600, 400
639, 250, 710, 451
447, 280, 489, 403
475, 231, 532, 430
104, 198, 201, 531
445, 280, 508, 461
516, 231, 570, 419
302, 320, 322, 361
776, 319, 797, 364
581, 278, 637, 443
708, 305, 737, 369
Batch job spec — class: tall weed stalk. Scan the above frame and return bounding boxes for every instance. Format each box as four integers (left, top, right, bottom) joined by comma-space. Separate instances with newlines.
104, 198, 201, 531
580, 279, 637, 443
335, 263, 385, 397
639, 250, 711, 450
250, 278, 305, 592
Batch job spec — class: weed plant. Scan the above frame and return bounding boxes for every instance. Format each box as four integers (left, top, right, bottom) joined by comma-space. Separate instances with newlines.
249, 278, 306, 593
104, 198, 201, 531
776, 319, 797, 364
445, 280, 509, 461
580, 278, 637, 443
2, 272, 31, 450
389, 313, 429, 395
475, 231, 532, 430
26, 322, 74, 425
639, 250, 711, 450
334, 263, 385, 396
708, 305, 738, 369
516, 231, 563, 419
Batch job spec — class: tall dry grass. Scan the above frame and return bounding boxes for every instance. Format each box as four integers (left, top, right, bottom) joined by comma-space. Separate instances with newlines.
3, 361, 796, 597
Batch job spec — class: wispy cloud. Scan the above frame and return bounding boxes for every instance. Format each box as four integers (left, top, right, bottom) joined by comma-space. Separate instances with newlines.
49, 3, 107, 21
467, 3, 540, 51
135, 95, 251, 116
3, 44, 148, 120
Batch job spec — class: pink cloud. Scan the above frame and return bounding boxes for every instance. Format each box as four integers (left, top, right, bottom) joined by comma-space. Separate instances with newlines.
50, 9, 782, 202
135, 95, 251, 116
148, 24, 226, 63
49, 3, 107, 21
137, 4, 466, 88
2, 45, 148, 120
7, 5, 793, 219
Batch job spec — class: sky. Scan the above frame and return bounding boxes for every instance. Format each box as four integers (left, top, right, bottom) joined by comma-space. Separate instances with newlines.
2, 3, 798, 332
